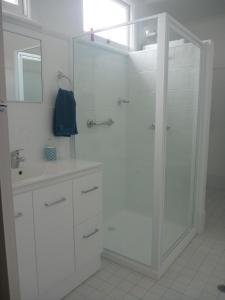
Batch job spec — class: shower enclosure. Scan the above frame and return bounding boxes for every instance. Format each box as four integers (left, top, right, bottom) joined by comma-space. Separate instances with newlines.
73, 13, 213, 277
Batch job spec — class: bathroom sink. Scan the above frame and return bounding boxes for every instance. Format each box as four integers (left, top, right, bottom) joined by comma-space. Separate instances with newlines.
11, 163, 45, 183
11, 160, 101, 191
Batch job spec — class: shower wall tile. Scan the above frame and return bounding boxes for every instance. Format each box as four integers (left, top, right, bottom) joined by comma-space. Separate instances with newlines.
172, 44, 200, 68
75, 40, 200, 224
163, 43, 201, 244
129, 50, 157, 72
75, 41, 129, 220
126, 49, 157, 216
126, 43, 200, 217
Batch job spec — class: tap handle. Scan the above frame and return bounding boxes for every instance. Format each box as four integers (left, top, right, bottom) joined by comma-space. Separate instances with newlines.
12, 148, 24, 157
15, 148, 24, 153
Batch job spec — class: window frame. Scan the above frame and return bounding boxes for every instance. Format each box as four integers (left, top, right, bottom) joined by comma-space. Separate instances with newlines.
3, 0, 29, 17
82, 0, 132, 46
114, 0, 131, 26
82, 0, 131, 32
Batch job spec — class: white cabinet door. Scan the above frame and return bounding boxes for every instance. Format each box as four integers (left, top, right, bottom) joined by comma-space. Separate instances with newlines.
74, 173, 102, 224
14, 192, 38, 300
33, 181, 75, 295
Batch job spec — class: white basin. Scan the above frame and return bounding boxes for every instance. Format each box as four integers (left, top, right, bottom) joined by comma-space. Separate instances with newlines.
11, 160, 101, 191
11, 163, 45, 183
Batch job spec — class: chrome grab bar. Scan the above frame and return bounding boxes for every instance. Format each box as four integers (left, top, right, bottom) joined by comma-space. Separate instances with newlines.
87, 118, 114, 128
83, 228, 99, 239
150, 123, 171, 130
118, 98, 130, 105
44, 197, 67, 207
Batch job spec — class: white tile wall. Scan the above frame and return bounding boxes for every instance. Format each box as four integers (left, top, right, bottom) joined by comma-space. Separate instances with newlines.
126, 50, 156, 216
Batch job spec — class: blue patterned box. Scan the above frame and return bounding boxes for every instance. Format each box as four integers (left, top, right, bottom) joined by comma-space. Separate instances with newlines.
44, 146, 57, 161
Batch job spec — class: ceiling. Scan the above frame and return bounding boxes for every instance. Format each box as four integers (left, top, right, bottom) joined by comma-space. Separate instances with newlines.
142, 0, 225, 22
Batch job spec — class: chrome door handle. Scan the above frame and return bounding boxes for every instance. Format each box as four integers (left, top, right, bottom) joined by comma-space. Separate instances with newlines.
81, 186, 99, 194
15, 212, 23, 219
83, 228, 99, 239
44, 197, 67, 207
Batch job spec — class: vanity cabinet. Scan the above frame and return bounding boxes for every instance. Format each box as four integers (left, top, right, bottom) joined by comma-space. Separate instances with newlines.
13, 162, 102, 300
74, 172, 103, 269
14, 192, 38, 300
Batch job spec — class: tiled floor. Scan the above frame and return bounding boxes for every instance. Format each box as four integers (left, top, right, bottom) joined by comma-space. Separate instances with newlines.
64, 190, 225, 300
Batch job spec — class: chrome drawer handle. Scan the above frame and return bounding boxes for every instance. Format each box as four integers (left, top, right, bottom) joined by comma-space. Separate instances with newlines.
15, 212, 23, 219
44, 197, 67, 207
81, 186, 99, 194
83, 228, 99, 239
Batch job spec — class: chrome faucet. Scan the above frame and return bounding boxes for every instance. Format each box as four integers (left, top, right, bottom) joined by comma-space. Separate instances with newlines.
11, 149, 25, 169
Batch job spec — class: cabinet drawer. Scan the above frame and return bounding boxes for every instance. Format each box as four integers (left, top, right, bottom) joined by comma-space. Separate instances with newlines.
74, 172, 102, 224
33, 180, 75, 294
75, 214, 102, 267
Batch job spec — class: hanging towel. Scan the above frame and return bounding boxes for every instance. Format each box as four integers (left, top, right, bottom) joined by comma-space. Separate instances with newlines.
53, 88, 78, 137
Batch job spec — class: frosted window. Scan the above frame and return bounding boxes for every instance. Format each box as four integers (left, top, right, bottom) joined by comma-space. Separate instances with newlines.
4, 0, 18, 4
3, 0, 28, 16
83, 0, 130, 45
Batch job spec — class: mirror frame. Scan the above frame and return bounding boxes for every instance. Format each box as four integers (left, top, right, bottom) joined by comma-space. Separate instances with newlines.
3, 30, 43, 103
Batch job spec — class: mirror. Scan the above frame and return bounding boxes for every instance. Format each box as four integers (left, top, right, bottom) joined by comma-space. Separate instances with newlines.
3, 31, 43, 103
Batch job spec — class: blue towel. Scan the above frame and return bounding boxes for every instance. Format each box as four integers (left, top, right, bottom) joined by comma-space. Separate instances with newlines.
53, 88, 78, 137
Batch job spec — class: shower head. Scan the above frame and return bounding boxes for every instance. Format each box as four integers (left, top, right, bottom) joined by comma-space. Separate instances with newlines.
145, 30, 157, 38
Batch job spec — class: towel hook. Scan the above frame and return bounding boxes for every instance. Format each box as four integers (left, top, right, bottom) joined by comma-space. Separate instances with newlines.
57, 71, 72, 90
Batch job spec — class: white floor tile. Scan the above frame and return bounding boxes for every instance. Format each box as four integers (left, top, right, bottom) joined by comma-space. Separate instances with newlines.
64, 191, 225, 300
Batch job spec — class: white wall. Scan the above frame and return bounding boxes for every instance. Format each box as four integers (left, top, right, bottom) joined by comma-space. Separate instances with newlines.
30, 0, 83, 37
3, 21, 72, 162
185, 15, 225, 190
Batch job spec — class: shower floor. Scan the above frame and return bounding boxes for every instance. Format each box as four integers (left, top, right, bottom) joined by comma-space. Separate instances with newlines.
104, 210, 187, 266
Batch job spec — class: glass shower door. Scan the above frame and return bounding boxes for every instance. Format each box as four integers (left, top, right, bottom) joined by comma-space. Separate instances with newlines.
74, 18, 158, 266
162, 28, 201, 256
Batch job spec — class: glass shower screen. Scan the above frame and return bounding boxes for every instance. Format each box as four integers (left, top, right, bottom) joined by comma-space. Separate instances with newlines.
162, 27, 201, 256
74, 18, 158, 266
